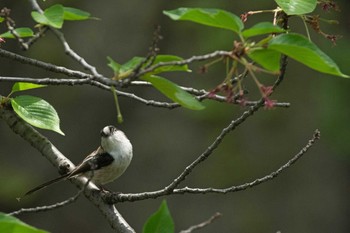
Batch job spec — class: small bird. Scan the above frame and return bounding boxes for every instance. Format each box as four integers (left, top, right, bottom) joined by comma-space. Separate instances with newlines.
24, 125, 133, 196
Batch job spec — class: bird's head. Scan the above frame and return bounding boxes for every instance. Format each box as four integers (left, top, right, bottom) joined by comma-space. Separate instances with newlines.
100, 125, 131, 153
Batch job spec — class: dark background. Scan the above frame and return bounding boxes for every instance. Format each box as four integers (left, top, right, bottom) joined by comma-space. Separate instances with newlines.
1, 0, 349, 232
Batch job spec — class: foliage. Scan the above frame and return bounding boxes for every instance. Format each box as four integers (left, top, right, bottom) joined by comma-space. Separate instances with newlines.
0, 213, 47, 233
142, 200, 174, 233
2, 82, 64, 135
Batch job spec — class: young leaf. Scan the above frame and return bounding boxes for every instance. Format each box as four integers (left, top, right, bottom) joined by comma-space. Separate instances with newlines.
142, 200, 174, 233
275, 0, 317, 15
142, 75, 205, 110
242, 22, 285, 38
107, 56, 144, 79
268, 33, 348, 77
0, 28, 34, 39
119, 57, 144, 74
149, 55, 191, 74
163, 8, 244, 34
107, 56, 122, 75
31, 4, 64, 29
11, 95, 65, 135
107, 55, 190, 78
248, 48, 281, 71
0, 212, 48, 233
63, 7, 90, 20
11, 82, 47, 93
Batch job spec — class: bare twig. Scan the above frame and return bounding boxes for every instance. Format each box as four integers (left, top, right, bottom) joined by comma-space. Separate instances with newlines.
104, 129, 320, 203
173, 129, 321, 194
137, 50, 232, 77
0, 75, 290, 108
179, 212, 222, 233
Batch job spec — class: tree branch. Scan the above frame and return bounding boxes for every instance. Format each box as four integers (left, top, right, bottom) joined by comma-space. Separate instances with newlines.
104, 129, 320, 203
0, 75, 290, 108
0, 105, 135, 233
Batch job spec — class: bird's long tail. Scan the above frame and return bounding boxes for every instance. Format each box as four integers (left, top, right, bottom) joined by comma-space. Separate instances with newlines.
23, 173, 70, 197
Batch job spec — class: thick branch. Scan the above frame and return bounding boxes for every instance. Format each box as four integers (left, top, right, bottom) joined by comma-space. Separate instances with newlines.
0, 105, 135, 233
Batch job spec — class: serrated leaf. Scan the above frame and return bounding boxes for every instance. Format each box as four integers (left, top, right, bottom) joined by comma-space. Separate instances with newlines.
163, 8, 243, 34
268, 33, 348, 77
31, 4, 64, 28
275, 0, 317, 15
248, 48, 281, 71
0, 212, 48, 233
242, 22, 285, 38
142, 75, 205, 110
11, 95, 65, 135
63, 7, 90, 20
0, 27, 34, 39
11, 82, 47, 93
142, 200, 174, 233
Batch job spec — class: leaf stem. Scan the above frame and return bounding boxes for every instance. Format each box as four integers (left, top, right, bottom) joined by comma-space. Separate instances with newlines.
111, 86, 123, 124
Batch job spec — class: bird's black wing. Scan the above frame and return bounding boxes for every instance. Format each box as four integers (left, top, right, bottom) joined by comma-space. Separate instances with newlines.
67, 147, 114, 178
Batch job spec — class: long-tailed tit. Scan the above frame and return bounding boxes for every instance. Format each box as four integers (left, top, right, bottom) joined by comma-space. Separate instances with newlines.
24, 125, 133, 196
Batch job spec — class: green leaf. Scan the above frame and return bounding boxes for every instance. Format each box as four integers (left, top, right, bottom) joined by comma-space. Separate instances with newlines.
11, 95, 65, 135
242, 22, 285, 38
63, 7, 90, 20
107, 55, 190, 78
0, 17, 5, 23
107, 56, 144, 78
275, 0, 317, 15
248, 48, 281, 71
0, 28, 34, 39
268, 33, 348, 77
0, 212, 48, 233
119, 57, 144, 74
11, 82, 46, 93
163, 8, 244, 34
142, 75, 205, 110
142, 200, 174, 233
107, 56, 122, 75
150, 55, 191, 74
31, 4, 64, 28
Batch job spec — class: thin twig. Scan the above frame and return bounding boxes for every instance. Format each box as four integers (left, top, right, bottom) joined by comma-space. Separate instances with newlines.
104, 129, 320, 203
137, 50, 232, 77
173, 129, 321, 194
0, 76, 290, 108
179, 212, 222, 233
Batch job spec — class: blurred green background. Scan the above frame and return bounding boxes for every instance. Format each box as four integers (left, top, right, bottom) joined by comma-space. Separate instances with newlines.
1, 0, 349, 232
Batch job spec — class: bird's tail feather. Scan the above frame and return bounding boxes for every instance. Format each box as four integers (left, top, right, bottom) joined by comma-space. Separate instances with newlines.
23, 173, 70, 197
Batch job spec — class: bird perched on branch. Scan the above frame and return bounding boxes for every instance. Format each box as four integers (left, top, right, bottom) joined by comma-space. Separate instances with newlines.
24, 125, 133, 196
